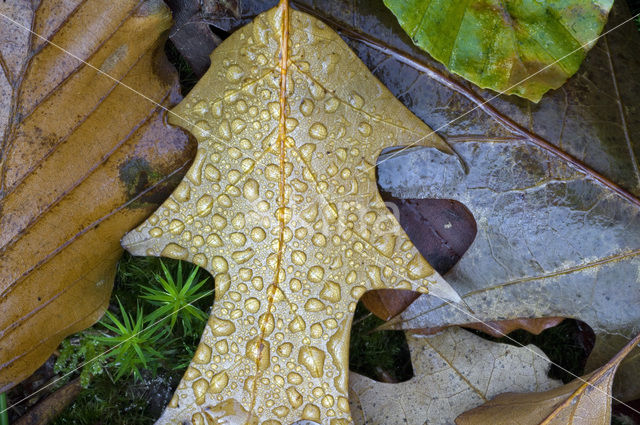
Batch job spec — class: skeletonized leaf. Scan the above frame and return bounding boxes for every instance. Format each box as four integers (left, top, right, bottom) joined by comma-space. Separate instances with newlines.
349, 327, 561, 425
122, 2, 463, 424
383, 0, 614, 102
455, 333, 640, 425
0, 0, 193, 391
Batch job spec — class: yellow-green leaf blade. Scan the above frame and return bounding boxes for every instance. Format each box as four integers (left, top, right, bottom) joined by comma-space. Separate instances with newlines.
383, 0, 613, 102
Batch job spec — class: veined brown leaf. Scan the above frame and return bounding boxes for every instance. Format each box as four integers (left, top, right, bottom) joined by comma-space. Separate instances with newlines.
455, 332, 640, 425
0, 0, 193, 391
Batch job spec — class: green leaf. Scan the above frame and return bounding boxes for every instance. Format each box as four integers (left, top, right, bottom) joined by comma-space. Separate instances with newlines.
140, 261, 212, 336
383, 0, 613, 102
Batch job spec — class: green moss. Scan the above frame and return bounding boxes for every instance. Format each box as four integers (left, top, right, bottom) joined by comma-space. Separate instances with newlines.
51, 254, 214, 424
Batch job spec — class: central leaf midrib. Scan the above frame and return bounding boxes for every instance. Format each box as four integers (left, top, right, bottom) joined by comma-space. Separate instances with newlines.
247, 0, 290, 420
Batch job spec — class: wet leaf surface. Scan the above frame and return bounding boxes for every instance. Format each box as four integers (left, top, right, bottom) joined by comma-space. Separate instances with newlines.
3, 0, 637, 423
362, 197, 477, 320
292, 0, 640, 200
349, 327, 560, 425
0, 0, 194, 391
122, 2, 462, 423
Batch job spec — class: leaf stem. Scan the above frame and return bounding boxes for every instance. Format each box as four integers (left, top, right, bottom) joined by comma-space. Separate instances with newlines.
247, 0, 290, 419
0, 392, 8, 425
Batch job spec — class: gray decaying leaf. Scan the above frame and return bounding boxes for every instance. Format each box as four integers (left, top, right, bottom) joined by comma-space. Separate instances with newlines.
286, 0, 640, 401
378, 131, 640, 399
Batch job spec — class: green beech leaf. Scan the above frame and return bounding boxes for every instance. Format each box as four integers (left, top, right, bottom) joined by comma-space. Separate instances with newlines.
383, 0, 614, 102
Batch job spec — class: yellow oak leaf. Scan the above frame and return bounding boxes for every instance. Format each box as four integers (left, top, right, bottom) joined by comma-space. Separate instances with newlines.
122, 1, 461, 423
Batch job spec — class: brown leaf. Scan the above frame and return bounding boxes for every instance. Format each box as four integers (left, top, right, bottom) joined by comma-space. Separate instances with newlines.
0, 0, 194, 391
349, 327, 561, 425
455, 332, 640, 425
361, 290, 421, 321
166, 0, 221, 76
14, 378, 81, 425
413, 317, 566, 338
121, 2, 464, 423
202, 0, 241, 20
461, 318, 566, 338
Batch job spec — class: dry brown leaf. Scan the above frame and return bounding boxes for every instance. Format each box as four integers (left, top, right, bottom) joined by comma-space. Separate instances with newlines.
455, 332, 640, 425
121, 1, 463, 423
0, 0, 193, 391
13, 378, 82, 425
412, 317, 566, 338
166, 0, 221, 76
349, 327, 560, 425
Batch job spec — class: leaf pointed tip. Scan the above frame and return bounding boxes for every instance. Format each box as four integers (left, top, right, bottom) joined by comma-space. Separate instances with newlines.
120, 227, 154, 257
424, 272, 466, 309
